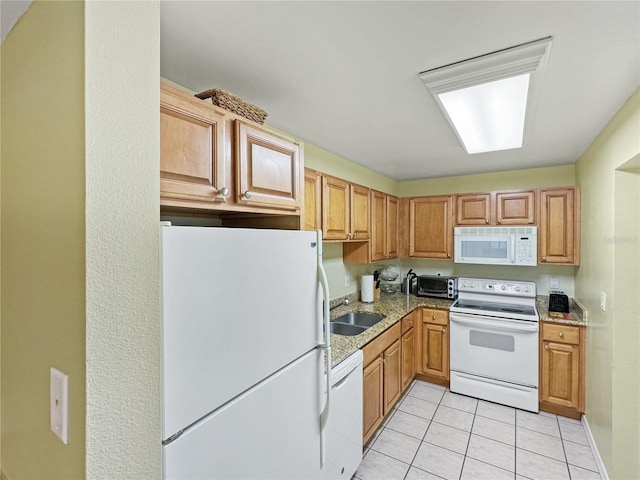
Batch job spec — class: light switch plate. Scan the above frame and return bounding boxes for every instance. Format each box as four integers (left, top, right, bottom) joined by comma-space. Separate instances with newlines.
550, 277, 559, 289
344, 275, 350, 287
50, 367, 69, 444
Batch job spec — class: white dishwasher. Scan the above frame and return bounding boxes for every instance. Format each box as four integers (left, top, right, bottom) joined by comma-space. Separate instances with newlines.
321, 349, 363, 479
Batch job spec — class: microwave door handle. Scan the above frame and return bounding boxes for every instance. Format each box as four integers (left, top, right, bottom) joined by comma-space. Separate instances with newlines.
511, 236, 517, 264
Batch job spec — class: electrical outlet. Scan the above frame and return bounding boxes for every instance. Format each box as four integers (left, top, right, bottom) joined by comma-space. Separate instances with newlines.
550, 277, 559, 289
600, 291, 606, 312
50, 367, 69, 444
344, 275, 350, 287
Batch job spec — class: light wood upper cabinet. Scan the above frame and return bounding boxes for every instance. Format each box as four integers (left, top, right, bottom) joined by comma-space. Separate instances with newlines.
344, 190, 398, 263
496, 190, 535, 225
456, 193, 491, 225
455, 190, 535, 225
322, 175, 370, 241
538, 187, 580, 265
409, 195, 453, 259
303, 168, 321, 231
160, 84, 229, 207
235, 122, 301, 210
540, 322, 585, 414
160, 83, 303, 216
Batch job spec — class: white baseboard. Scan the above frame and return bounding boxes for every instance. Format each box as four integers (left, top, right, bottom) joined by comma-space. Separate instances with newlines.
582, 414, 609, 480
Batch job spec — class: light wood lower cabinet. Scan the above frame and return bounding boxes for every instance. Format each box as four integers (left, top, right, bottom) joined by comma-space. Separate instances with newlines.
383, 339, 402, 414
401, 319, 416, 391
540, 322, 585, 417
362, 357, 384, 443
419, 308, 450, 384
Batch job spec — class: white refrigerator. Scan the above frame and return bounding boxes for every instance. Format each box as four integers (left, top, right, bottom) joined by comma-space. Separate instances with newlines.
161, 225, 332, 479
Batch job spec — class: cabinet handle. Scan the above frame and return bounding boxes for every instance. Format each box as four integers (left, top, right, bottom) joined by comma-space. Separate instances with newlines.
447, 253, 451, 258
241, 191, 252, 199
485, 219, 489, 224
214, 186, 229, 197
442, 327, 447, 333
432, 314, 436, 320
542, 256, 546, 262
408, 320, 413, 326
558, 332, 564, 338
353, 232, 358, 238
498, 219, 502, 224
346, 233, 352, 239
544, 344, 549, 350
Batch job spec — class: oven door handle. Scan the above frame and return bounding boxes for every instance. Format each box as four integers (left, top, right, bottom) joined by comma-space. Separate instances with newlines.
450, 313, 539, 332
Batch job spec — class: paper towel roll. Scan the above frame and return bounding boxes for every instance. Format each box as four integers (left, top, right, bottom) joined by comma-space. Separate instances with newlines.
361, 274, 374, 303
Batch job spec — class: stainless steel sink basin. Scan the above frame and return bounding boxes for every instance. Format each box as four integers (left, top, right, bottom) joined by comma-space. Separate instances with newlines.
329, 312, 387, 336
332, 312, 386, 328
329, 323, 367, 336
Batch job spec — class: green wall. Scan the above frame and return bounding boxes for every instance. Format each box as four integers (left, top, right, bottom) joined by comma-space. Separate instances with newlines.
1, 2, 86, 478
576, 88, 640, 479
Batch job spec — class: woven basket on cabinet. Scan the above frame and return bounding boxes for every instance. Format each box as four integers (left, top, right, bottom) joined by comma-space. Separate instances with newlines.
195, 88, 268, 125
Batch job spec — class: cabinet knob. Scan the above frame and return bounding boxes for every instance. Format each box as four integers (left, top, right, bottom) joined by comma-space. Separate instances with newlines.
486, 219, 490, 224
497, 219, 502, 224
241, 190, 252, 199
558, 332, 564, 338
353, 232, 358, 238
346, 233, 352, 239
542, 256, 546, 262
408, 320, 413, 326
403, 338, 407, 343
544, 344, 549, 350
216, 186, 229, 197
447, 253, 451, 258
442, 327, 447, 333
432, 314, 436, 320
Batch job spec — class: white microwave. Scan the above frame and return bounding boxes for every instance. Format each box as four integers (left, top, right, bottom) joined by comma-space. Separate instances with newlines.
454, 226, 537, 266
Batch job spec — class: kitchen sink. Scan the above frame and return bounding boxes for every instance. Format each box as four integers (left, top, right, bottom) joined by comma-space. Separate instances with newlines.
329, 312, 386, 336
332, 312, 386, 327
329, 323, 368, 336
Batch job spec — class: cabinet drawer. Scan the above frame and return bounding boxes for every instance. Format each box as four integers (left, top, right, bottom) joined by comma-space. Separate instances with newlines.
422, 308, 448, 326
402, 315, 416, 334
363, 323, 401, 367
542, 323, 580, 345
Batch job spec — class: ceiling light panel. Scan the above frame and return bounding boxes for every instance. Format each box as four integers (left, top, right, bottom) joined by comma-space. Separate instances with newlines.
420, 37, 552, 155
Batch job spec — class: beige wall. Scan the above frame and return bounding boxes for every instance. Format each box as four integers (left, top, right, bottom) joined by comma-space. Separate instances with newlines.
1, 2, 86, 478
576, 88, 640, 479
84, 1, 161, 478
399, 164, 575, 196
0, 40, 3, 475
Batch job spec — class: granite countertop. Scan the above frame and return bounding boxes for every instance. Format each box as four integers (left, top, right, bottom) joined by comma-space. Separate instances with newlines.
330, 292, 587, 367
329, 293, 453, 367
536, 295, 587, 327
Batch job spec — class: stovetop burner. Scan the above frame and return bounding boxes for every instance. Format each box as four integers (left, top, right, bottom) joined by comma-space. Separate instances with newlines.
450, 277, 539, 322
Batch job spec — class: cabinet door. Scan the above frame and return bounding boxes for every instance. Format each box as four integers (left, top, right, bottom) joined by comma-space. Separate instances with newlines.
401, 328, 415, 391
541, 341, 580, 409
370, 191, 386, 261
322, 176, 350, 240
422, 322, 449, 380
496, 190, 535, 225
456, 193, 491, 225
160, 86, 228, 207
350, 184, 371, 240
303, 169, 321, 231
409, 196, 453, 259
383, 339, 402, 415
362, 357, 384, 444
236, 122, 300, 210
539, 188, 578, 264
386, 195, 399, 259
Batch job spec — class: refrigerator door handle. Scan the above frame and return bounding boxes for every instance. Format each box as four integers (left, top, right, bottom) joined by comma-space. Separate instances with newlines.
319, 345, 331, 467
317, 230, 330, 349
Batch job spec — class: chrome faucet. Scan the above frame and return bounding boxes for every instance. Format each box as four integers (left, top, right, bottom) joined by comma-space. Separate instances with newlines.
330, 298, 350, 311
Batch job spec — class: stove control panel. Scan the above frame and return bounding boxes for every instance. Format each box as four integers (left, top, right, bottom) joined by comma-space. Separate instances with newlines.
458, 278, 536, 297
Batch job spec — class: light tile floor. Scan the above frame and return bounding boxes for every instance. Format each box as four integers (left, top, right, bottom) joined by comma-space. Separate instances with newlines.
354, 380, 602, 480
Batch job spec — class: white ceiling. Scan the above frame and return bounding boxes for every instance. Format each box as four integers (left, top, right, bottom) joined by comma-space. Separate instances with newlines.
161, 1, 640, 181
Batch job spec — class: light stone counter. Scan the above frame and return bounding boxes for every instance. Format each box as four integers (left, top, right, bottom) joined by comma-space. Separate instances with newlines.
330, 293, 453, 367
537, 295, 587, 326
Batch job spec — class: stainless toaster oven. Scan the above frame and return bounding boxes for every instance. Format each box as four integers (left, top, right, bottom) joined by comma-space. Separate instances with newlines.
416, 275, 457, 299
